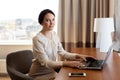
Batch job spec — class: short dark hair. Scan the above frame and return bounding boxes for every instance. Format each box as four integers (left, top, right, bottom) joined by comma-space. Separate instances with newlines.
38, 9, 55, 24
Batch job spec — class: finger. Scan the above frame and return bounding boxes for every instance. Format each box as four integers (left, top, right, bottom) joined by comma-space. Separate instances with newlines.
82, 57, 87, 61
77, 63, 85, 69
76, 55, 87, 61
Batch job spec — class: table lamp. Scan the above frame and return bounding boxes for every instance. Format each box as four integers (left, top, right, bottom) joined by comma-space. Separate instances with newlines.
94, 18, 114, 52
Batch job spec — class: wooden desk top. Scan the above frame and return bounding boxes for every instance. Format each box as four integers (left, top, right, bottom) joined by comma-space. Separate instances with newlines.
55, 48, 120, 80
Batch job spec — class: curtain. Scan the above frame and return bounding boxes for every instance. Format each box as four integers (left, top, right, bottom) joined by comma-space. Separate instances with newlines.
113, 0, 120, 51
58, 0, 114, 52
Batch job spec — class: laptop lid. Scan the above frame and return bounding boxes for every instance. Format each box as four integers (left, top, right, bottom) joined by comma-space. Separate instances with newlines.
80, 45, 113, 69
100, 45, 113, 68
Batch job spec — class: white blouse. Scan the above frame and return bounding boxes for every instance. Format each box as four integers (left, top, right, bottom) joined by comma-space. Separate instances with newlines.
32, 31, 77, 69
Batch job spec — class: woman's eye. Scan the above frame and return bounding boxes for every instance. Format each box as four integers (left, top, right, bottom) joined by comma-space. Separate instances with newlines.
45, 19, 49, 22
45, 18, 54, 22
52, 19, 55, 21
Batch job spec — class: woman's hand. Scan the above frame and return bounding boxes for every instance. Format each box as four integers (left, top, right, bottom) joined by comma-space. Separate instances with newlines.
75, 54, 97, 62
63, 61, 84, 69
75, 54, 87, 62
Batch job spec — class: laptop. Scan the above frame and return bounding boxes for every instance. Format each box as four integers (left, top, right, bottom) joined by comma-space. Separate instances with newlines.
79, 45, 113, 70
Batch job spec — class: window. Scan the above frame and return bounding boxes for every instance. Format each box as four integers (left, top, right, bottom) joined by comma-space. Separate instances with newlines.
0, 0, 59, 45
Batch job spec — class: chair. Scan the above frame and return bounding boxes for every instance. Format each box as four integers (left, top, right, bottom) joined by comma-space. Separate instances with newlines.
6, 50, 34, 80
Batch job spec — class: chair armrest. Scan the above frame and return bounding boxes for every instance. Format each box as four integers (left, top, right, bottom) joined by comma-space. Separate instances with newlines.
7, 67, 33, 80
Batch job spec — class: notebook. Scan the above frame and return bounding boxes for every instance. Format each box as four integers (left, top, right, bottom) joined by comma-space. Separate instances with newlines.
79, 45, 113, 70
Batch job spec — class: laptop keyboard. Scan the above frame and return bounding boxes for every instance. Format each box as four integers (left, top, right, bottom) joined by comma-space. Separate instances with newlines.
88, 60, 103, 67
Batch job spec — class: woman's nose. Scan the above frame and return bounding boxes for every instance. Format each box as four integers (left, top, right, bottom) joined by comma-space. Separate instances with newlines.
50, 20, 54, 24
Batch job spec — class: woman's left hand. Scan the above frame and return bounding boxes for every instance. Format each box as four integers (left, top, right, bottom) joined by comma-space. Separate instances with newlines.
75, 54, 87, 62
75, 54, 97, 62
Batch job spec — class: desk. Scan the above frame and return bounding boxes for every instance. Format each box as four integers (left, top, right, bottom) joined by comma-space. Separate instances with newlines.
55, 48, 120, 80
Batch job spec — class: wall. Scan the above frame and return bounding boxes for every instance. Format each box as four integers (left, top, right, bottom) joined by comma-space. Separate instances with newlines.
0, 45, 32, 59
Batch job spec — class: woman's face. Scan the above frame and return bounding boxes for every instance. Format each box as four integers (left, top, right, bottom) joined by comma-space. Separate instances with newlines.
41, 13, 55, 31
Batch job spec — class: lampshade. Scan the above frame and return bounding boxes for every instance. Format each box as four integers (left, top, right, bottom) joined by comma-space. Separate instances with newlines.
94, 18, 114, 52
94, 18, 114, 33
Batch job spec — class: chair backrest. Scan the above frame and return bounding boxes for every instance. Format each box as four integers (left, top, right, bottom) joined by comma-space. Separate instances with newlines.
6, 50, 34, 80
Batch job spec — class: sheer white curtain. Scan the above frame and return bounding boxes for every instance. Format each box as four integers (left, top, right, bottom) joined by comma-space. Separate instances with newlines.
113, 0, 120, 51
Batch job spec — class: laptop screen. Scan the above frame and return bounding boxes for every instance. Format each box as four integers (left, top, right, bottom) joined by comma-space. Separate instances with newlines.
101, 45, 113, 66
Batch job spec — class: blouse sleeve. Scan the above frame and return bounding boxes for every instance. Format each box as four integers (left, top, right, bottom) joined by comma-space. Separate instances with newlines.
32, 36, 63, 69
57, 42, 77, 60
54, 33, 77, 60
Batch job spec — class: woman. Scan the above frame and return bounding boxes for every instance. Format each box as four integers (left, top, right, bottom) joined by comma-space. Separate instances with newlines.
29, 9, 95, 80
